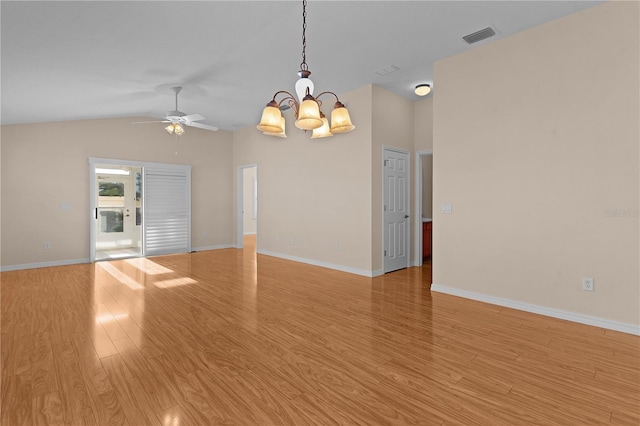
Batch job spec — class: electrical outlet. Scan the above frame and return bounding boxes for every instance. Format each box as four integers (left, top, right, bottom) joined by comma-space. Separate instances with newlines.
332, 243, 339, 252
290, 237, 295, 246
44, 242, 51, 250
582, 277, 594, 292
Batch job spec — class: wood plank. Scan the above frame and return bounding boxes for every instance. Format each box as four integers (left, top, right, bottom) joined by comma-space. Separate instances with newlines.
51, 342, 93, 423
32, 391, 65, 426
100, 354, 161, 426
31, 332, 58, 398
112, 337, 176, 411
1, 373, 32, 426
94, 389, 129, 426
1, 252, 638, 425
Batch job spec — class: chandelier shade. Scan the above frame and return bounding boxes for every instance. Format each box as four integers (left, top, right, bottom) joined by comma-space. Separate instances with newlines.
311, 114, 333, 139
257, 103, 283, 133
263, 116, 287, 138
258, 0, 354, 139
330, 103, 355, 134
295, 95, 323, 130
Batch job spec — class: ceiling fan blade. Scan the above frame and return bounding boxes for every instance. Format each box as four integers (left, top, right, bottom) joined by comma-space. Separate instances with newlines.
182, 113, 205, 123
187, 121, 219, 131
132, 120, 170, 124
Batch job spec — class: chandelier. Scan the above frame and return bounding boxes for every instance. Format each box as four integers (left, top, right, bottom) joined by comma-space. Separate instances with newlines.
257, 0, 355, 139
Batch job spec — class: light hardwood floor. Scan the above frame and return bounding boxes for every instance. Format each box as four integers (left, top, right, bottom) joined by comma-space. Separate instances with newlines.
2, 239, 638, 425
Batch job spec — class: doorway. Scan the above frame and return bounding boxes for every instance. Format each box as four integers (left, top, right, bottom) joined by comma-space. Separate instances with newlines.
415, 151, 433, 264
415, 151, 433, 276
90, 158, 192, 262
383, 148, 410, 273
93, 164, 143, 260
237, 164, 258, 251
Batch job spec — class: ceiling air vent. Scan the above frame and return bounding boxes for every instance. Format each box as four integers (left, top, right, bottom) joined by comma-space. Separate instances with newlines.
463, 26, 496, 44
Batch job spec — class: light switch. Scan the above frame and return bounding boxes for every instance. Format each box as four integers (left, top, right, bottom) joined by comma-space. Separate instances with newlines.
441, 203, 452, 214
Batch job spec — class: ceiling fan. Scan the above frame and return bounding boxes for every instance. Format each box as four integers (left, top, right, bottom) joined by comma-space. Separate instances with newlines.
135, 86, 218, 134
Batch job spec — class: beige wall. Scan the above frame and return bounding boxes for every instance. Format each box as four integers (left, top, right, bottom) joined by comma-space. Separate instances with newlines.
1, 117, 234, 268
371, 85, 416, 271
233, 85, 375, 274
433, 2, 639, 325
414, 97, 433, 152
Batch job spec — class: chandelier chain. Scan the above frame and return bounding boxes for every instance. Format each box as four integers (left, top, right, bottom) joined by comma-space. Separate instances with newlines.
300, 0, 308, 71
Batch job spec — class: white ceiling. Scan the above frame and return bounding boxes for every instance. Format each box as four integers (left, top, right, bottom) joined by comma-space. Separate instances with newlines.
1, 1, 603, 131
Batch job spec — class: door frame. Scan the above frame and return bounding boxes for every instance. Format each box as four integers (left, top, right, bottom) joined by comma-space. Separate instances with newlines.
89, 157, 192, 261
382, 146, 411, 273
414, 150, 432, 266
236, 164, 258, 249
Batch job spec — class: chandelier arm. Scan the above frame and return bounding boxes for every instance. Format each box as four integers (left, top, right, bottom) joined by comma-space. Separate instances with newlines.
316, 91, 348, 109
268, 90, 302, 116
315, 91, 340, 103
271, 90, 297, 103
286, 99, 300, 116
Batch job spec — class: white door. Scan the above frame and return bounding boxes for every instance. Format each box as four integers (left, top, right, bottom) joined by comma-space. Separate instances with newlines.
383, 148, 410, 273
91, 164, 143, 261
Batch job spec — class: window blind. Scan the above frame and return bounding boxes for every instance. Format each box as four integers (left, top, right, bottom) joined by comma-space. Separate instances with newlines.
143, 167, 191, 256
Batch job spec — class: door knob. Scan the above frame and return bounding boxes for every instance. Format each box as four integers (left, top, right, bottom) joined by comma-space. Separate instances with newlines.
404, 214, 410, 218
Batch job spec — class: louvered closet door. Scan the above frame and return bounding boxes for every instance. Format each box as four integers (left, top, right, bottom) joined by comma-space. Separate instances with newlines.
144, 166, 191, 256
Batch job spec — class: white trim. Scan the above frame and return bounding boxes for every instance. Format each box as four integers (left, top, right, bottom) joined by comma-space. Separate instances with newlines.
88, 157, 190, 170
243, 232, 257, 236
258, 249, 383, 278
192, 244, 235, 252
1, 258, 90, 272
89, 162, 97, 262
431, 284, 640, 336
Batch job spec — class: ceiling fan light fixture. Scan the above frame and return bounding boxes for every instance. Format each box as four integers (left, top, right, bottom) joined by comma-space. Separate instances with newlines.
165, 122, 185, 135
415, 84, 431, 96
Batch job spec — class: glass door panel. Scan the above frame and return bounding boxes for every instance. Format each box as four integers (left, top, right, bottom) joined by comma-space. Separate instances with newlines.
94, 165, 143, 259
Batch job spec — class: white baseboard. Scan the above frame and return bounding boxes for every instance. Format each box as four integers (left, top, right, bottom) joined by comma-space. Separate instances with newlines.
257, 249, 379, 278
1, 258, 90, 272
243, 232, 257, 236
192, 244, 235, 252
431, 284, 640, 336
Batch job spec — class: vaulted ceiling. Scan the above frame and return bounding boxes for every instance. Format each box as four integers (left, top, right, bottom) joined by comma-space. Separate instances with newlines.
1, 1, 603, 131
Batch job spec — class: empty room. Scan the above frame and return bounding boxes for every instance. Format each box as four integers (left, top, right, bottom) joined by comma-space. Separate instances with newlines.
1, 1, 638, 425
